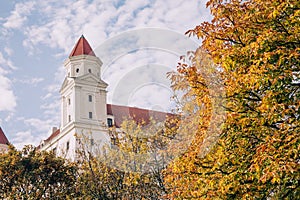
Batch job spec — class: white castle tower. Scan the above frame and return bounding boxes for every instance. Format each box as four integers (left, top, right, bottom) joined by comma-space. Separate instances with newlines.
40, 35, 110, 159
39, 35, 171, 160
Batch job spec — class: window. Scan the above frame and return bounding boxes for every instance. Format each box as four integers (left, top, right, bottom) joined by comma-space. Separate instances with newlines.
68, 115, 71, 122
66, 141, 69, 151
90, 138, 94, 146
107, 118, 113, 127
89, 112, 92, 119
88, 95, 92, 102
68, 98, 71, 105
76, 68, 79, 73
88, 69, 92, 73
53, 147, 57, 154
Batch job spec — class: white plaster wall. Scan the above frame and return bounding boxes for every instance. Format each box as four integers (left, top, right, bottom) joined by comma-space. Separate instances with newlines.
42, 54, 109, 160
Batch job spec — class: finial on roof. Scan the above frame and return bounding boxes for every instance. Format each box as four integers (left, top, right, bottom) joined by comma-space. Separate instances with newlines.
69, 35, 96, 57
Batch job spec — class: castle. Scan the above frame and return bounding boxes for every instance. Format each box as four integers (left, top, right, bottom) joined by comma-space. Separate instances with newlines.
39, 35, 169, 160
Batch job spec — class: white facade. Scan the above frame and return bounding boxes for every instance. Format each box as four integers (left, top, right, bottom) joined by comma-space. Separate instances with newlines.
39, 36, 170, 160
40, 51, 111, 160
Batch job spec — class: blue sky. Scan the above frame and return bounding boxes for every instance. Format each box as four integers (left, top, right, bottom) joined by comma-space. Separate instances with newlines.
0, 0, 211, 149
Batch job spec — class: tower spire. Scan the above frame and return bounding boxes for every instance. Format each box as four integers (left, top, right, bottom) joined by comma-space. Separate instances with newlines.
69, 35, 96, 57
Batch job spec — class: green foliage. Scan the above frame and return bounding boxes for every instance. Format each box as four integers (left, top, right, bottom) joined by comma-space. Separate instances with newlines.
0, 145, 78, 199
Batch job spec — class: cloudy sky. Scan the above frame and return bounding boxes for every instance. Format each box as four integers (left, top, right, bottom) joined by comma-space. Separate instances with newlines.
0, 0, 211, 149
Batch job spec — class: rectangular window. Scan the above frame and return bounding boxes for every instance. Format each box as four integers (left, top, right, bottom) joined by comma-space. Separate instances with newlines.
68, 98, 71, 105
107, 118, 113, 127
90, 138, 94, 146
88, 95, 92, 102
68, 115, 71, 122
66, 141, 69, 151
89, 112, 92, 119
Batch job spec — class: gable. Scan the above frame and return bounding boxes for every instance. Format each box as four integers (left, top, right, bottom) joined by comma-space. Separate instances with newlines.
76, 73, 108, 86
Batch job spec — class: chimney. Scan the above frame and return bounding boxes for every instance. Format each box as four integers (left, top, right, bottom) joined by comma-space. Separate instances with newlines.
52, 127, 58, 133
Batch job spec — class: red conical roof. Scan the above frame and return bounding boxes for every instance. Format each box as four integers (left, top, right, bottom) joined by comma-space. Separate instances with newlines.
69, 35, 96, 57
0, 127, 9, 145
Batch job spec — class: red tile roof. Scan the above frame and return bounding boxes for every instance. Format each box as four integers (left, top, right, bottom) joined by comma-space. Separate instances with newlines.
42, 104, 173, 145
0, 127, 9, 145
45, 129, 60, 143
107, 104, 173, 127
69, 35, 96, 57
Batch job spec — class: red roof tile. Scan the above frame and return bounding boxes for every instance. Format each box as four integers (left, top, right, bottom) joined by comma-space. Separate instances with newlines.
69, 35, 96, 57
0, 127, 9, 145
42, 104, 173, 145
107, 104, 173, 127
45, 129, 60, 143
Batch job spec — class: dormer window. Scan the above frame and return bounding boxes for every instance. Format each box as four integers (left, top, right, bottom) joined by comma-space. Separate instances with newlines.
76, 68, 79, 73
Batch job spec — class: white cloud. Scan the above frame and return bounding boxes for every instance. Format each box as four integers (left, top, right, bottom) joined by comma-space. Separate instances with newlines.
4, 112, 14, 122
0, 65, 17, 112
11, 115, 60, 149
20, 0, 210, 55
24, 118, 56, 133
41, 93, 53, 100
4, 47, 13, 56
0, 51, 17, 70
1, 0, 211, 148
13, 77, 44, 86
3, 1, 36, 29
12, 130, 47, 149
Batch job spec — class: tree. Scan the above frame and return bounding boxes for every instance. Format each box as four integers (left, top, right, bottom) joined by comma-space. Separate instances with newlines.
77, 118, 175, 199
0, 145, 78, 199
164, 0, 300, 199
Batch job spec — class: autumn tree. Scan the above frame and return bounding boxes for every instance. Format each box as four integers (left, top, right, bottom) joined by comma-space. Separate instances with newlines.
0, 145, 78, 199
77, 118, 175, 199
164, 0, 300, 199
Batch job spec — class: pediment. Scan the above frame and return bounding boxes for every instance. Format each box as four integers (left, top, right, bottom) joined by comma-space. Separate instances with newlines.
76, 74, 108, 86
